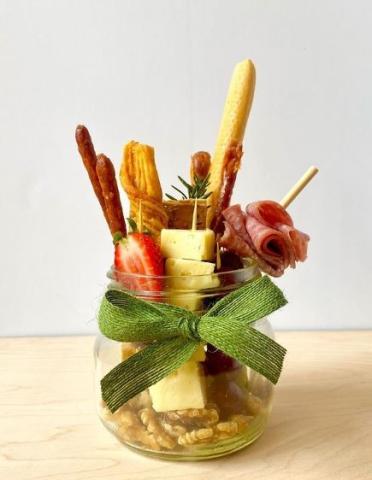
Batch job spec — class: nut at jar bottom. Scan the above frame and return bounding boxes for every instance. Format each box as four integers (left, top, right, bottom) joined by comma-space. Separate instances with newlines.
99, 372, 267, 453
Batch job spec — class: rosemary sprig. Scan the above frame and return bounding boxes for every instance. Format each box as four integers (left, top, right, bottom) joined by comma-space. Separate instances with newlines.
166, 174, 212, 200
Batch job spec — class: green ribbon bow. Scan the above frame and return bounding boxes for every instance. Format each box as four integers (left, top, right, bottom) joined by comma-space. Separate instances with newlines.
98, 275, 287, 413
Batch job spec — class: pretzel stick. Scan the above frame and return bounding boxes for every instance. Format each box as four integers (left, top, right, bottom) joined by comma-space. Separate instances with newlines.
96, 154, 126, 237
280, 166, 319, 208
75, 125, 109, 224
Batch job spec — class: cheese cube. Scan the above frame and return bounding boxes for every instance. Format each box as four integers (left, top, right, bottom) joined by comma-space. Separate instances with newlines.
149, 360, 206, 412
169, 292, 203, 312
160, 229, 215, 261
165, 258, 220, 312
166, 258, 219, 290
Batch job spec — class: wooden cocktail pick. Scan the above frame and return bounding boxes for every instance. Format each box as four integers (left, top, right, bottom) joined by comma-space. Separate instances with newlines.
216, 242, 222, 270
192, 198, 198, 231
280, 166, 319, 208
137, 200, 143, 233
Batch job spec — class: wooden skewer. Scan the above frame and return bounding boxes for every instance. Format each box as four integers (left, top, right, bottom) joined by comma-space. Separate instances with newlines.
280, 166, 319, 209
216, 242, 221, 270
192, 198, 198, 231
137, 200, 143, 233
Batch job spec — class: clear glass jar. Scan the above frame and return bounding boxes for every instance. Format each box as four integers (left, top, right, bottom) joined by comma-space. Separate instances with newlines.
94, 263, 276, 460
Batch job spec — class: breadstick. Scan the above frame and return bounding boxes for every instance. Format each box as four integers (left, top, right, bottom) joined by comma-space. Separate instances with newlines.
190, 151, 211, 183
207, 60, 255, 225
75, 125, 109, 225
96, 154, 126, 237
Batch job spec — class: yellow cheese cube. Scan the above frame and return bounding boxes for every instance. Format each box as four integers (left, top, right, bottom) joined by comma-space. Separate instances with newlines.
160, 229, 215, 261
165, 258, 219, 290
169, 292, 203, 311
149, 360, 206, 412
165, 258, 220, 312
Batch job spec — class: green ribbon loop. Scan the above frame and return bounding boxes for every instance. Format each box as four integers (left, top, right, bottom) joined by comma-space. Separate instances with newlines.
99, 275, 288, 413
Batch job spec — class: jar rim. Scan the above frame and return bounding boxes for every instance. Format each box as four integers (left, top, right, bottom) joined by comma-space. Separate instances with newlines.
107, 258, 259, 281
106, 259, 261, 298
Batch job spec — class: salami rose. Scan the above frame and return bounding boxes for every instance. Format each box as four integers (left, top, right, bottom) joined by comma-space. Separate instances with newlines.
219, 201, 310, 277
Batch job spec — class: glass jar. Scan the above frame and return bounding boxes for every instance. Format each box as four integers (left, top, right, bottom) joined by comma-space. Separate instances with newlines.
94, 263, 276, 460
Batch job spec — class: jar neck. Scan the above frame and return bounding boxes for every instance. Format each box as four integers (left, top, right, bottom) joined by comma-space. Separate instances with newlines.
107, 263, 261, 306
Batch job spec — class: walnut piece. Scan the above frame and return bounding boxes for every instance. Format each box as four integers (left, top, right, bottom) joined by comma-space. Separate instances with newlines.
161, 422, 187, 438
216, 421, 239, 434
115, 408, 162, 451
230, 414, 253, 431
246, 393, 263, 415
164, 405, 219, 427
139, 408, 176, 450
178, 427, 214, 446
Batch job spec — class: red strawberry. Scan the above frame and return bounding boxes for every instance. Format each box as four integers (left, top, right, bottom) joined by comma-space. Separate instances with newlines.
114, 233, 164, 293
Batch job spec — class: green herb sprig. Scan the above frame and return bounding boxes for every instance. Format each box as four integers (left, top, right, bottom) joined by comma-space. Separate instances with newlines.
166, 174, 212, 201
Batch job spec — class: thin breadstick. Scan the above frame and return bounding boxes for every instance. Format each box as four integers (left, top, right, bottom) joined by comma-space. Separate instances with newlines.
75, 125, 109, 225
96, 154, 126, 237
280, 166, 319, 208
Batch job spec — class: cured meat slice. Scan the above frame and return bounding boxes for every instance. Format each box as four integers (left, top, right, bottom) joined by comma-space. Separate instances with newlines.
245, 215, 290, 269
210, 143, 243, 234
219, 201, 309, 277
279, 225, 309, 262
222, 204, 252, 244
246, 200, 293, 227
220, 222, 283, 277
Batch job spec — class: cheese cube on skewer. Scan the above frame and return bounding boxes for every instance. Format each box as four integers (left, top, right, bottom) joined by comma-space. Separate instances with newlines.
165, 258, 220, 311
160, 229, 215, 261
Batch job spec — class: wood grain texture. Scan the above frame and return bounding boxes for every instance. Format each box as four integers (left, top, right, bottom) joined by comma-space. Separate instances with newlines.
0, 332, 371, 480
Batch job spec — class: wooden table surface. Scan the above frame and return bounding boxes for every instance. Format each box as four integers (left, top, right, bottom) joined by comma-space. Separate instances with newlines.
1, 332, 371, 480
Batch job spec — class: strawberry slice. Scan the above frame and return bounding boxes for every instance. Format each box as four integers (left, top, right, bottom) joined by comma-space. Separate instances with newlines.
114, 233, 164, 293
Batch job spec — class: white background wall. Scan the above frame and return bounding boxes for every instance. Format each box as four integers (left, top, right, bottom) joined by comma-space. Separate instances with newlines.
1, 0, 371, 336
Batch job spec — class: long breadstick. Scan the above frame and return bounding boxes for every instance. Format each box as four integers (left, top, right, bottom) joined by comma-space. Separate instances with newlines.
207, 59, 256, 226
96, 154, 126, 237
280, 166, 319, 208
75, 125, 109, 225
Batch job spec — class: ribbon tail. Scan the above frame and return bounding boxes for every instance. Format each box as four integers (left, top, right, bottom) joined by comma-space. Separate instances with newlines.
101, 337, 199, 413
201, 320, 286, 384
